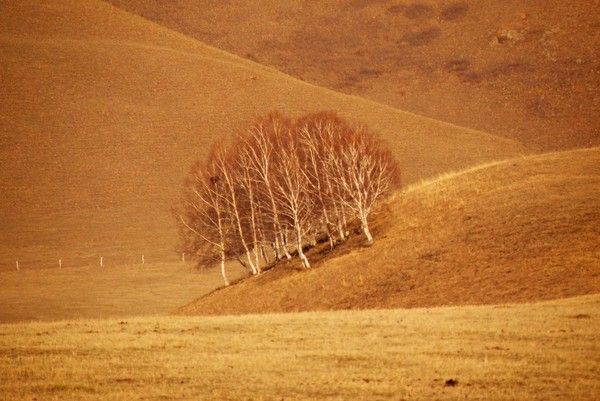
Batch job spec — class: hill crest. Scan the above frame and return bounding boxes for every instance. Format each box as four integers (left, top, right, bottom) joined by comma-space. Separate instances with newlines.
178, 147, 600, 316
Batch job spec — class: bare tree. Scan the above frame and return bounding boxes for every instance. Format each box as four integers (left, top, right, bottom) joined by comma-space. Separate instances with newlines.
177, 110, 399, 278
239, 114, 292, 260
176, 159, 231, 286
298, 119, 335, 249
213, 147, 261, 275
297, 112, 354, 246
272, 128, 314, 268
236, 147, 262, 272
329, 127, 399, 245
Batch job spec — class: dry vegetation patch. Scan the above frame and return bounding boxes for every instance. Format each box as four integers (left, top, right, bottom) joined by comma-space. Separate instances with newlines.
1, 295, 599, 400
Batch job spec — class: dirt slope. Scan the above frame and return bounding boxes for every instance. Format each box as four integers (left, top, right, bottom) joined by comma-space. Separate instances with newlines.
178, 147, 600, 316
107, 0, 600, 150
0, 0, 525, 270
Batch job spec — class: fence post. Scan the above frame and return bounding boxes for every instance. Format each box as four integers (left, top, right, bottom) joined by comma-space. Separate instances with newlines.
59, 259, 62, 269
141, 254, 145, 265
100, 256, 103, 267
15, 261, 19, 271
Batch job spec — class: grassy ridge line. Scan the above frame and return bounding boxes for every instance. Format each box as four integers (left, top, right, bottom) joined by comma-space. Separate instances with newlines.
179, 147, 600, 315
1, 294, 598, 400
402, 146, 600, 194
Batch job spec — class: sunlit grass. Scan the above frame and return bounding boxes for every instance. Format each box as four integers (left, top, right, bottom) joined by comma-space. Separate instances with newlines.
1, 295, 599, 400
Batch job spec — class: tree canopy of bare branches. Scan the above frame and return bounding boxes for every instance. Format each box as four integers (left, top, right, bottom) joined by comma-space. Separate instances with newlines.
176, 111, 400, 285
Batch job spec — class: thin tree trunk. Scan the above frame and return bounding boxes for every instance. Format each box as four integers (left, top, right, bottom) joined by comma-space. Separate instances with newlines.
327, 230, 335, 249
244, 169, 262, 274
342, 212, 350, 238
280, 231, 292, 259
260, 244, 270, 265
295, 225, 310, 268
338, 219, 346, 241
245, 250, 257, 274
361, 215, 374, 245
273, 235, 282, 260
220, 251, 229, 286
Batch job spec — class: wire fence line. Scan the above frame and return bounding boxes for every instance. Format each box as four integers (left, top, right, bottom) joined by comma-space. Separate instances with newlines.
0, 250, 191, 272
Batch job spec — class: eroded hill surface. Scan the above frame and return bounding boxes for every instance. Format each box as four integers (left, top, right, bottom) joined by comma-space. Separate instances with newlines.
107, 0, 600, 150
179, 148, 600, 315
0, 0, 524, 269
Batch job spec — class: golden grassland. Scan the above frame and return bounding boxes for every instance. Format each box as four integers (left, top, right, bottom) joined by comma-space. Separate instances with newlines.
0, 262, 245, 324
0, 0, 525, 273
107, 0, 600, 150
181, 147, 600, 315
1, 295, 599, 401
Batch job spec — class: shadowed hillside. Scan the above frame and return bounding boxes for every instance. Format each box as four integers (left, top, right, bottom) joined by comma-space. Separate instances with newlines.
0, 0, 524, 270
179, 147, 600, 316
107, 0, 600, 150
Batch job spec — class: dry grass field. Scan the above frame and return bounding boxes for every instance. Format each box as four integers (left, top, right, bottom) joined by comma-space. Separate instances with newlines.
0, 262, 245, 323
1, 1, 598, 400
107, 0, 600, 150
181, 147, 600, 315
1, 295, 599, 401
0, 0, 524, 271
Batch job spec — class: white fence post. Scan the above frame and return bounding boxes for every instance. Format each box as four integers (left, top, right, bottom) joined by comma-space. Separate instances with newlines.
100, 256, 103, 267
15, 261, 19, 271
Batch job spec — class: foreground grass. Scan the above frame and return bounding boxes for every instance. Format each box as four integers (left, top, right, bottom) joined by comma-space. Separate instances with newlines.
1, 295, 598, 400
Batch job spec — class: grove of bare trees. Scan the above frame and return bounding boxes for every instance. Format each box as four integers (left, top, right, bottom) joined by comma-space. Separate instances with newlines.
176, 111, 400, 285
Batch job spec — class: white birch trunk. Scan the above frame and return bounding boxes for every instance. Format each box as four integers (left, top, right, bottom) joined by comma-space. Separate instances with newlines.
361, 215, 374, 245
220, 251, 229, 286
280, 231, 292, 259
295, 225, 310, 268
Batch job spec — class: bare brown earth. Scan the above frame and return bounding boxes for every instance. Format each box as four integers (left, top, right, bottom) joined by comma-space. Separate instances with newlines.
107, 0, 600, 150
179, 148, 600, 316
0, 0, 524, 271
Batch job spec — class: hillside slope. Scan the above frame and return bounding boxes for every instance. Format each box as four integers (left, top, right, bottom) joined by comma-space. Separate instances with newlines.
179, 147, 600, 316
107, 0, 600, 150
0, 0, 525, 270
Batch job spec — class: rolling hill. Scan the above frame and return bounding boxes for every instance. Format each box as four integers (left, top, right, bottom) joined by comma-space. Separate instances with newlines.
179, 147, 600, 316
107, 0, 600, 151
0, 0, 525, 270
